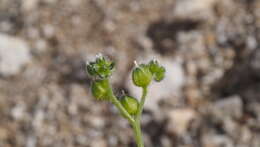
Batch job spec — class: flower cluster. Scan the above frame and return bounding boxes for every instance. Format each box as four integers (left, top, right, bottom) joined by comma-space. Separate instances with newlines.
86, 54, 115, 79
86, 54, 166, 147
86, 55, 114, 101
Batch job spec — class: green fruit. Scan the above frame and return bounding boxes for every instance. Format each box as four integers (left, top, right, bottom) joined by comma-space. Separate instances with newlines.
148, 60, 165, 82
91, 79, 110, 100
120, 96, 139, 115
154, 66, 165, 82
148, 60, 159, 74
132, 64, 152, 87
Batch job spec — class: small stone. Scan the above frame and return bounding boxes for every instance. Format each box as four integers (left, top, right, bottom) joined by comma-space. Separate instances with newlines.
90, 137, 107, 147
239, 126, 252, 144
252, 134, 260, 147
26, 136, 37, 147
32, 109, 45, 128
186, 61, 198, 76
0, 127, 9, 140
222, 118, 240, 139
173, 0, 216, 20
108, 135, 118, 146
185, 86, 203, 107
0, 33, 31, 76
22, 0, 39, 12
34, 39, 47, 53
161, 136, 172, 147
42, 24, 55, 38
167, 108, 197, 136
246, 36, 257, 50
88, 115, 105, 129
11, 103, 26, 121
202, 134, 234, 147
213, 95, 243, 120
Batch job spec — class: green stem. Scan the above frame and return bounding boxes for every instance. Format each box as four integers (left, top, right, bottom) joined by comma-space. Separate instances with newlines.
132, 87, 147, 147
108, 89, 135, 124
136, 87, 148, 121
132, 121, 144, 147
107, 80, 147, 147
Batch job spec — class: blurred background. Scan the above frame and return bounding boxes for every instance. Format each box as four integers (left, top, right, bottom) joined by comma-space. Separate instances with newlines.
0, 0, 259, 147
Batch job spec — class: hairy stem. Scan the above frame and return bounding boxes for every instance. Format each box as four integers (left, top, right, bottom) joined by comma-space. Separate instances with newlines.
136, 87, 147, 121
108, 80, 147, 147
108, 88, 135, 124
132, 87, 147, 147
132, 121, 144, 147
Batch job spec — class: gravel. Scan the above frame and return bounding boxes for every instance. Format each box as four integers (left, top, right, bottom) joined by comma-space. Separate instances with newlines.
0, 0, 259, 147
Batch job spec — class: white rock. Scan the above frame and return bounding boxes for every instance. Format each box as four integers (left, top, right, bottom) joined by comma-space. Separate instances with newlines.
42, 24, 55, 38
167, 108, 197, 136
22, 0, 39, 11
0, 34, 31, 76
26, 136, 37, 147
161, 136, 172, 147
222, 118, 239, 138
252, 134, 260, 147
33, 109, 45, 128
173, 0, 216, 19
213, 95, 243, 120
90, 138, 107, 147
11, 103, 26, 120
88, 115, 106, 129
126, 55, 185, 113
203, 134, 234, 147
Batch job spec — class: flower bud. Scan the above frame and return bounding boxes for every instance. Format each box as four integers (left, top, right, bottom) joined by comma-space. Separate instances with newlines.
91, 79, 110, 100
120, 96, 139, 115
132, 64, 152, 87
86, 55, 115, 78
148, 60, 165, 82
148, 60, 160, 74
154, 66, 165, 82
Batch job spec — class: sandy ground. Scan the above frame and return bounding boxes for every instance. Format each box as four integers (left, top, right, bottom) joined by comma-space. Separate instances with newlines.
0, 0, 259, 146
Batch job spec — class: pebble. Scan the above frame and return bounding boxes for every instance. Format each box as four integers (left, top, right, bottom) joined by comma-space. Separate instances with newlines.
202, 134, 234, 147
212, 95, 243, 120
0, 33, 31, 76
167, 108, 197, 136
90, 137, 107, 147
173, 0, 216, 19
